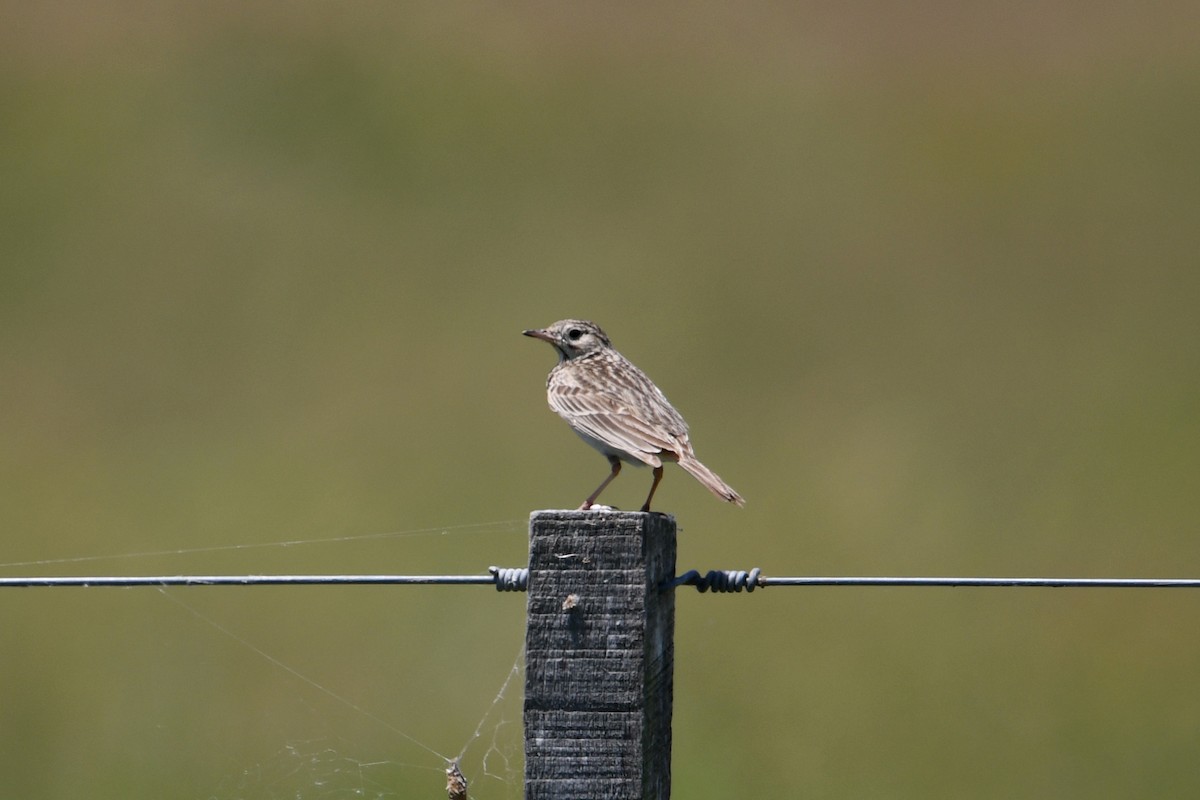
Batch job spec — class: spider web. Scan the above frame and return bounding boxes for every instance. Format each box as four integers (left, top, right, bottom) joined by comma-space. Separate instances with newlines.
206, 738, 420, 800
164, 521, 529, 800
195, 650, 525, 800
200, 659, 525, 800
6, 518, 530, 798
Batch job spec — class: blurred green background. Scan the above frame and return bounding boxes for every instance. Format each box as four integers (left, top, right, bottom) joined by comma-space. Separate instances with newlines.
3, 1, 1199, 797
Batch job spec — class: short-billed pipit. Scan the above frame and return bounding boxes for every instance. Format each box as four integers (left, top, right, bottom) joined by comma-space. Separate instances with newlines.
524, 319, 744, 512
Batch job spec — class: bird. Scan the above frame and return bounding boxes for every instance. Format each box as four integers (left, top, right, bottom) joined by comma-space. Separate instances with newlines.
523, 319, 744, 512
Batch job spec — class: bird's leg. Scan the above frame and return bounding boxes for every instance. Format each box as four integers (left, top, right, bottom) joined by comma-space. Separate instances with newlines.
581, 456, 621, 509
640, 465, 664, 513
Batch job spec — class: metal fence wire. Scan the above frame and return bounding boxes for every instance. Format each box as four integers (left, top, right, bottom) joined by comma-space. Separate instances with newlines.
3, 569, 1199, 591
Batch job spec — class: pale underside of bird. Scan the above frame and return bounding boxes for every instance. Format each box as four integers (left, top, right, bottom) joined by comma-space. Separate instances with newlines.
524, 319, 745, 512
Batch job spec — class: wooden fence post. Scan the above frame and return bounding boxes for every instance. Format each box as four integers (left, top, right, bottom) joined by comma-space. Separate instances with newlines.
524, 510, 676, 800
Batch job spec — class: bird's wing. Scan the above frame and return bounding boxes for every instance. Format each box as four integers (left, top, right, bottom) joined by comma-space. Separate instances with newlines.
548, 371, 690, 463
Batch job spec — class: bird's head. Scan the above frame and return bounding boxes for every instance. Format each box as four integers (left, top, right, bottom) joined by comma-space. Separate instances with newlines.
523, 319, 612, 361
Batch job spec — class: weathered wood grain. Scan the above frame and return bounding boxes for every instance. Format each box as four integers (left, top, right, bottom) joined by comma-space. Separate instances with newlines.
524, 510, 676, 800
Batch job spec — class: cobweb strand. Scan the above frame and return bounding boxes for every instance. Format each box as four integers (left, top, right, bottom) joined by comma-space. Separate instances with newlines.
0, 519, 525, 570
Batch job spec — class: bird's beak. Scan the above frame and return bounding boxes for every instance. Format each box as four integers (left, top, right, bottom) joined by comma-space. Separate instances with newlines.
523, 328, 555, 343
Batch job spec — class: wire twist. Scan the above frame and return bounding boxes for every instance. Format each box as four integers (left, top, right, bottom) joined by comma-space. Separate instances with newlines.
489, 566, 529, 592
671, 568, 762, 593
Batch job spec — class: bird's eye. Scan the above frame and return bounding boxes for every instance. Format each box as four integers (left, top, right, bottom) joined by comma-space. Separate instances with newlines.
567, 329, 583, 341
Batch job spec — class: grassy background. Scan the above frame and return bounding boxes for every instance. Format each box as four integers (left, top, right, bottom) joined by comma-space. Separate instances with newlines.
2, 1, 1199, 796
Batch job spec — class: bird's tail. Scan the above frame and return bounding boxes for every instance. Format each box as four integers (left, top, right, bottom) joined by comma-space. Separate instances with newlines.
677, 455, 745, 507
